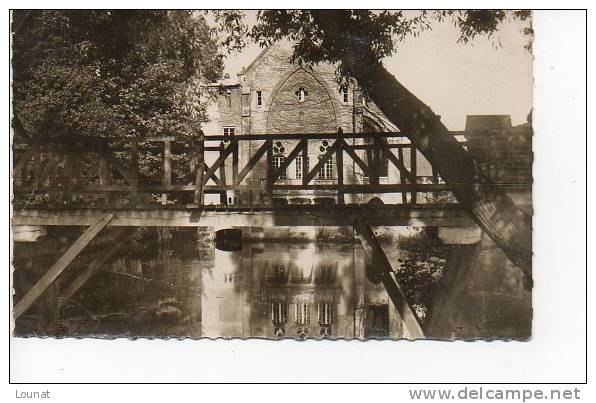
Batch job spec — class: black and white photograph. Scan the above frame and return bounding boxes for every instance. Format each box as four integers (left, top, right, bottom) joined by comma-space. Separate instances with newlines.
6, 5, 588, 389
9, 9, 535, 340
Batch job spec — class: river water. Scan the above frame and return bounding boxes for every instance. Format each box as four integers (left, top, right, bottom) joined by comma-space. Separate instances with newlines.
13, 226, 450, 340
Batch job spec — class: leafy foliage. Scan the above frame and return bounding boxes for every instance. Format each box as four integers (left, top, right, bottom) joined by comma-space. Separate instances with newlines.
394, 229, 449, 321
12, 10, 224, 141
214, 10, 532, 89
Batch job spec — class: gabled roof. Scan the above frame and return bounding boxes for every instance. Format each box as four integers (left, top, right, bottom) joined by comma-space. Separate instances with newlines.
239, 45, 273, 76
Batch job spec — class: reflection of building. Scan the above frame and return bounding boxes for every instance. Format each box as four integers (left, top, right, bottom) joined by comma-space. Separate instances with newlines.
200, 241, 404, 339
206, 41, 434, 206
201, 247, 247, 338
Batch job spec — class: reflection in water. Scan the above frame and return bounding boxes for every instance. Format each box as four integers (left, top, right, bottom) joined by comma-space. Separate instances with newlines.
13, 227, 415, 339
201, 241, 404, 339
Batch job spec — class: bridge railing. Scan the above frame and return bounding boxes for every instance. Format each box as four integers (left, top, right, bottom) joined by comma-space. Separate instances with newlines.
12, 131, 471, 209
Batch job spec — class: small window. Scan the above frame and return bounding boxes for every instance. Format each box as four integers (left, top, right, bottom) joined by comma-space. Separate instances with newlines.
273, 156, 287, 179
341, 88, 349, 104
295, 87, 308, 103
295, 155, 309, 180
223, 127, 235, 138
256, 90, 263, 107
318, 155, 334, 180
225, 89, 232, 108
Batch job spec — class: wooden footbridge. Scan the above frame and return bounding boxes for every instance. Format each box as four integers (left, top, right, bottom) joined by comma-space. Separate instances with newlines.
11, 129, 530, 338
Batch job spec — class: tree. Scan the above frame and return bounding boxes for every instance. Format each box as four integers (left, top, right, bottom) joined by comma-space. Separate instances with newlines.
216, 10, 533, 281
12, 10, 224, 201
12, 10, 223, 141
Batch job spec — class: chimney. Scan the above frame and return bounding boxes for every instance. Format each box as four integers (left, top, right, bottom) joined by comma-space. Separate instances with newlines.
465, 115, 512, 132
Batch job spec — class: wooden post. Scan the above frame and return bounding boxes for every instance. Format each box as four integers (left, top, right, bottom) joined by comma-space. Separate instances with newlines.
32, 153, 42, 189
336, 146, 344, 204
13, 214, 114, 320
369, 140, 379, 185
410, 144, 417, 204
266, 140, 273, 205
302, 141, 309, 186
431, 166, 439, 184
98, 155, 111, 206
194, 131, 205, 206
353, 217, 425, 339
219, 142, 227, 205
232, 139, 239, 205
130, 140, 139, 207
397, 148, 408, 204
59, 154, 75, 205
162, 140, 171, 205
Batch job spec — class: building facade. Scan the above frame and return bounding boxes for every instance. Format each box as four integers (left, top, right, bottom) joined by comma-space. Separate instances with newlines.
206, 42, 435, 206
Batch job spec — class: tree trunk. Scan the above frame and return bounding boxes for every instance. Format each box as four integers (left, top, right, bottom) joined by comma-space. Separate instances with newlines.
358, 62, 532, 280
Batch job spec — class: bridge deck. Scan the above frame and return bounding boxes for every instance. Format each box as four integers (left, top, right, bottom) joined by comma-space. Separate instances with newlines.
12, 205, 476, 228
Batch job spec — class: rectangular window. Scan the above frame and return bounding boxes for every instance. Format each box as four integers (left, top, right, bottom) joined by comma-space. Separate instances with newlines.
295, 156, 302, 179
223, 127, 235, 138
256, 90, 263, 107
295, 155, 309, 179
318, 155, 334, 179
273, 156, 287, 179
342, 88, 349, 104
295, 303, 311, 325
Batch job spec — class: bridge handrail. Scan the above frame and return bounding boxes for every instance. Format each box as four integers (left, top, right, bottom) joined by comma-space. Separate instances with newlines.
12, 129, 531, 209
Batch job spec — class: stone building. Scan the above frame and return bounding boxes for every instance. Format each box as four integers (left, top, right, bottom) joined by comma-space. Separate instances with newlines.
205, 42, 435, 206
205, 42, 531, 206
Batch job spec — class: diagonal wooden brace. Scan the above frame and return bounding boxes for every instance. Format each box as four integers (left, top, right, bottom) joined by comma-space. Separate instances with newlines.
236, 140, 271, 184
13, 213, 114, 320
302, 139, 342, 184
59, 227, 134, 307
353, 216, 425, 339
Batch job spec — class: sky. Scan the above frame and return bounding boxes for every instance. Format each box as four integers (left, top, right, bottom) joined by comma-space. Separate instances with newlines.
212, 11, 533, 131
